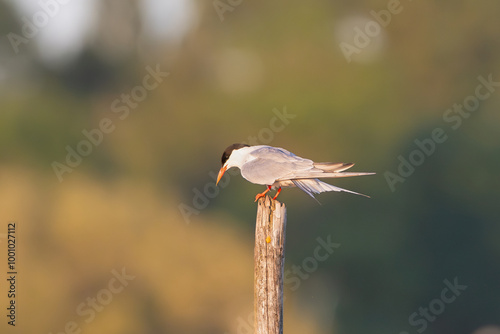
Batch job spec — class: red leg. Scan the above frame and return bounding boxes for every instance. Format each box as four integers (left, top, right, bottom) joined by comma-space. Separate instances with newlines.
272, 187, 282, 200
255, 185, 272, 202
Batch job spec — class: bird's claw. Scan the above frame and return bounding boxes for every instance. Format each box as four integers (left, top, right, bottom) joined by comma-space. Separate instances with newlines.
254, 186, 272, 202
254, 193, 266, 202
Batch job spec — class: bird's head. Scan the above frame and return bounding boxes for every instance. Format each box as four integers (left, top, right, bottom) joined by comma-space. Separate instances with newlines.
217, 143, 250, 185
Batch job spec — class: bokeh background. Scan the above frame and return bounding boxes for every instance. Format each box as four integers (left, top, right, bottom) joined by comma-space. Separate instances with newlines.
1, 0, 499, 333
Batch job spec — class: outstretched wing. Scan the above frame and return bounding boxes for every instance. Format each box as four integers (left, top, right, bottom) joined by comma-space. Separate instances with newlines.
240, 146, 314, 185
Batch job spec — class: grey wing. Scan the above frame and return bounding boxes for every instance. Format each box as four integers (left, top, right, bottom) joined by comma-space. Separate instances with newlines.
278, 171, 375, 180
240, 147, 314, 185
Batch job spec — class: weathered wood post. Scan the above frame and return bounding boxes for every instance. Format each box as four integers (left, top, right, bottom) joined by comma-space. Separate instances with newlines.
254, 196, 287, 334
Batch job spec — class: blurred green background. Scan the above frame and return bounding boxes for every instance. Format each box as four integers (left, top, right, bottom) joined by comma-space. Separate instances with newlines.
1, 0, 499, 333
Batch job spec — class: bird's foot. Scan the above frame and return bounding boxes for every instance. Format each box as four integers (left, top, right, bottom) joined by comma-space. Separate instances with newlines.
254, 193, 266, 202
254, 186, 271, 202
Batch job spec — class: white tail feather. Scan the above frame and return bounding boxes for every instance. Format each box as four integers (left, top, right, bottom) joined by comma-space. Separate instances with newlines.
292, 179, 370, 200
281, 172, 375, 180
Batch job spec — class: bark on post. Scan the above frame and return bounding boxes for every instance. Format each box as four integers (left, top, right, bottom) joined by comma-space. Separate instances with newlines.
254, 196, 287, 334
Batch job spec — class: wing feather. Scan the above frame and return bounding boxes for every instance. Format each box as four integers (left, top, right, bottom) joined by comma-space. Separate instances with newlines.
240, 146, 314, 185
313, 162, 354, 172
239, 146, 375, 191
277, 171, 375, 180
292, 179, 370, 200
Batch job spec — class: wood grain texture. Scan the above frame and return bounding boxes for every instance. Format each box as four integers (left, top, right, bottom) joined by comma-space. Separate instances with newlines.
254, 196, 287, 334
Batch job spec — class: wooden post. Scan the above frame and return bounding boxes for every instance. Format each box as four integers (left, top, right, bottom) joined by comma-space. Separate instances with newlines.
254, 196, 287, 334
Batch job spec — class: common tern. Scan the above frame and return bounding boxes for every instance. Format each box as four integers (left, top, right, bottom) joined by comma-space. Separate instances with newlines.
216, 144, 375, 202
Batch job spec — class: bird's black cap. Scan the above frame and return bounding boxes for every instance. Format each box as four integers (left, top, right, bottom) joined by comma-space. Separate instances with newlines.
221, 143, 250, 166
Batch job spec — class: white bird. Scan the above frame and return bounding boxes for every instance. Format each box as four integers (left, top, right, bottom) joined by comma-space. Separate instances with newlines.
216, 144, 375, 202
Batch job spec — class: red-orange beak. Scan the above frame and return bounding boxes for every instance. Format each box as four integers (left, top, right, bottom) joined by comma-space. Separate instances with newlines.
216, 166, 227, 186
